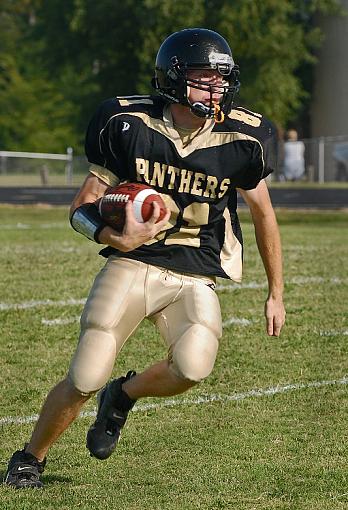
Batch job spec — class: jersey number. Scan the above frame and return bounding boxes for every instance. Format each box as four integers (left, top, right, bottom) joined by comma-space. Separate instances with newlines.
229, 109, 262, 127
145, 195, 209, 248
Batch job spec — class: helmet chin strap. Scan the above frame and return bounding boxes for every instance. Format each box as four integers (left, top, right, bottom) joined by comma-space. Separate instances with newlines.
190, 101, 225, 123
214, 104, 225, 123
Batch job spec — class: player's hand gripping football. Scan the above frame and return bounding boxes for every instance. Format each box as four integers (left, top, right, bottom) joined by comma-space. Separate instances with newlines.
99, 200, 170, 252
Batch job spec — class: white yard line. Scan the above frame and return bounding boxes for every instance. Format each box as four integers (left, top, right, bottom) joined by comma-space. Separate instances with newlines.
41, 316, 80, 326
1, 275, 346, 312
319, 330, 348, 337
0, 298, 86, 311
40, 315, 253, 328
222, 317, 254, 327
217, 275, 347, 291
2, 222, 67, 230
217, 282, 267, 291
1, 376, 347, 427
40, 319, 348, 336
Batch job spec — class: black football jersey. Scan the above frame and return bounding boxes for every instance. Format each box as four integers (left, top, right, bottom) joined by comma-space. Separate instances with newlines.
85, 95, 277, 281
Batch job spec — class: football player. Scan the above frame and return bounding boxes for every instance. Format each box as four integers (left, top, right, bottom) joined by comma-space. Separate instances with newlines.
5, 28, 285, 488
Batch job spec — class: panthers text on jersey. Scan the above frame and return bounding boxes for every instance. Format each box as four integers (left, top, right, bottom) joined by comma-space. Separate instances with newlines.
85, 95, 277, 281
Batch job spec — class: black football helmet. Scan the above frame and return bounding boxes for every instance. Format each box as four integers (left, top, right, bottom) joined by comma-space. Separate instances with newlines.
153, 28, 240, 122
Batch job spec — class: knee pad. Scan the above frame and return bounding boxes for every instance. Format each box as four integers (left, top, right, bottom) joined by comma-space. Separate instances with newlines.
68, 327, 117, 395
169, 324, 219, 383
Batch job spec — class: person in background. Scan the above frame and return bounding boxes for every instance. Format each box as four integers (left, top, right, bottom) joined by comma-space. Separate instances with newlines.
282, 129, 305, 181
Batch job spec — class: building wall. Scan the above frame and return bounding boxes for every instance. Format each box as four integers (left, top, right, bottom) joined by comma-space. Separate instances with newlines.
311, 0, 348, 137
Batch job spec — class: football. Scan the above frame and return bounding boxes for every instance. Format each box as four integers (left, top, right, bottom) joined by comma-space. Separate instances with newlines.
98, 182, 167, 231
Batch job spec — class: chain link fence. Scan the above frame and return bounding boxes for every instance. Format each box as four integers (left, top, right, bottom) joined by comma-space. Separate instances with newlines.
1, 136, 348, 187
274, 135, 348, 183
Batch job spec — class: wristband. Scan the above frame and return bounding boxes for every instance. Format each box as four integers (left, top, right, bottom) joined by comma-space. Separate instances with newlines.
70, 203, 106, 243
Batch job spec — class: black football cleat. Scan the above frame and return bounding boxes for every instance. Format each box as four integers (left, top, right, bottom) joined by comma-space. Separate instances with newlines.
86, 371, 137, 460
4, 446, 46, 489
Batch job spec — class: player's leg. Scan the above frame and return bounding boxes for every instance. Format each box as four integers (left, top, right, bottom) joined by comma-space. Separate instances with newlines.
123, 272, 222, 399
5, 257, 146, 487
83, 257, 155, 459
26, 379, 90, 462
122, 359, 196, 397
86, 268, 221, 460
4, 378, 89, 489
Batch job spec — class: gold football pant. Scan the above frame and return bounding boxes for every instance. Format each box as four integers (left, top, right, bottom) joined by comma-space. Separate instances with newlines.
68, 256, 222, 395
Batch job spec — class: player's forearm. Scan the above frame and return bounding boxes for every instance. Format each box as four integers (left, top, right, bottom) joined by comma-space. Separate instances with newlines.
98, 226, 125, 249
252, 209, 284, 298
69, 173, 109, 218
98, 226, 139, 252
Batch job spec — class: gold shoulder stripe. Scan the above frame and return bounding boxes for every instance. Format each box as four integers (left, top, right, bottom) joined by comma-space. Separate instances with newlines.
206, 132, 260, 145
89, 164, 120, 187
236, 106, 262, 118
119, 98, 154, 106
102, 109, 264, 161
118, 109, 216, 158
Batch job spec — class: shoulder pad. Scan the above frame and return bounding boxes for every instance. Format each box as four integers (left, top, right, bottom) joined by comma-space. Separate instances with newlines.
91, 95, 164, 127
115, 95, 164, 114
224, 106, 276, 142
116, 95, 154, 107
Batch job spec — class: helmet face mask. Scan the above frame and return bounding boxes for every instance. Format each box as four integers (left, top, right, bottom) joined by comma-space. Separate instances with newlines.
153, 28, 240, 120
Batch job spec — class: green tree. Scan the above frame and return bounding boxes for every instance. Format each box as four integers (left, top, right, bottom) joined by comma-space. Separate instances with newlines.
0, 0, 342, 152
214, 0, 341, 127
69, 0, 341, 129
0, 0, 80, 151
68, 0, 205, 120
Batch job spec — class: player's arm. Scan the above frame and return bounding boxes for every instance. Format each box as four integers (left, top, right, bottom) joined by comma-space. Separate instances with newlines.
70, 173, 170, 251
237, 180, 286, 336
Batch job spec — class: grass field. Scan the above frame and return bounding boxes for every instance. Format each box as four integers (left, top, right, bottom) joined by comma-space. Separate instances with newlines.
0, 206, 347, 509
